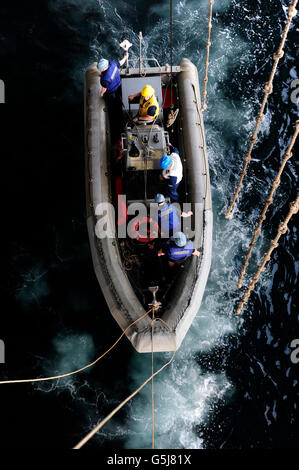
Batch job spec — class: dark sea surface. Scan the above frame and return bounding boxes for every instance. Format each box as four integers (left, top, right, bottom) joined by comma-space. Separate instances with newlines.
0, 0, 298, 449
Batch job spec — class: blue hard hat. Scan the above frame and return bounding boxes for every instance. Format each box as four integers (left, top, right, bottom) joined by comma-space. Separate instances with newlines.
160, 155, 172, 169
172, 231, 187, 247
155, 193, 166, 204
98, 58, 109, 71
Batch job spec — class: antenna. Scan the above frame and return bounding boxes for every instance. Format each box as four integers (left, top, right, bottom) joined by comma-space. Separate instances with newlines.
139, 32, 143, 76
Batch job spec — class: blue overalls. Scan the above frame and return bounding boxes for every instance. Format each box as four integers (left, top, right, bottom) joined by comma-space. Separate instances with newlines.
100, 61, 121, 97
167, 240, 194, 263
158, 203, 180, 237
100, 61, 122, 139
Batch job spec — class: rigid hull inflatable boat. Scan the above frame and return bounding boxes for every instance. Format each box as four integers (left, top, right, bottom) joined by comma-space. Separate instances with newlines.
84, 55, 213, 353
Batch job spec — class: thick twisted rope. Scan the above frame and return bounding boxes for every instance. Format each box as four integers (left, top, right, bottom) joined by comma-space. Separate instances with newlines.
225, 0, 298, 218
201, 0, 214, 111
235, 194, 299, 315
238, 120, 299, 288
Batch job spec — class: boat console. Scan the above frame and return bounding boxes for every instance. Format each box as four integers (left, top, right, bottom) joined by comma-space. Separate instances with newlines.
122, 125, 169, 171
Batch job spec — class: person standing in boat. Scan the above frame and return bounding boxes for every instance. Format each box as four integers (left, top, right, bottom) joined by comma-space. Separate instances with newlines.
97, 54, 128, 99
97, 54, 127, 139
154, 193, 192, 238
128, 85, 159, 123
157, 231, 200, 267
159, 143, 183, 202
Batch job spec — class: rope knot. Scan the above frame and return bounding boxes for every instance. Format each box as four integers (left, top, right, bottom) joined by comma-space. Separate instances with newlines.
290, 200, 299, 214
284, 151, 292, 160
256, 113, 264, 122
273, 50, 284, 60
264, 82, 273, 94
288, 6, 297, 18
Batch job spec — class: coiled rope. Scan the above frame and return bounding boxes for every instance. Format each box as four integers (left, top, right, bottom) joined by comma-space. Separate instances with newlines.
238, 120, 299, 288
235, 194, 299, 315
73, 309, 176, 450
201, 0, 214, 112
225, 0, 298, 219
0, 310, 152, 385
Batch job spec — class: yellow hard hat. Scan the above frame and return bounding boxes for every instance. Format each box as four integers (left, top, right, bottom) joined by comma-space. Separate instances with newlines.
141, 85, 154, 98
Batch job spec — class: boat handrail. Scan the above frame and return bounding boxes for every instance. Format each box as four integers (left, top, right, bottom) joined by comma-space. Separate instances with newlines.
127, 58, 162, 70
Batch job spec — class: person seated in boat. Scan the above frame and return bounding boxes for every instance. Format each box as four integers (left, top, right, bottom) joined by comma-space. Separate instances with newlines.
159, 143, 183, 203
97, 54, 128, 99
128, 85, 159, 123
157, 231, 200, 268
155, 193, 193, 238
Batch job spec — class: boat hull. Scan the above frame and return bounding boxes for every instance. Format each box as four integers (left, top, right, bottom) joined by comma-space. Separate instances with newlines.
84, 59, 213, 353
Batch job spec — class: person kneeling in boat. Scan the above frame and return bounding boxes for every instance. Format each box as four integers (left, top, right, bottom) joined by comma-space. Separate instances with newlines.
97, 54, 128, 99
160, 144, 183, 203
158, 231, 200, 267
155, 193, 192, 238
128, 85, 159, 123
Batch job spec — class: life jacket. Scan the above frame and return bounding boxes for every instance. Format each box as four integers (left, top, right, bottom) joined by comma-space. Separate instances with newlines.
158, 203, 180, 235
168, 240, 194, 261
139, 94, 159, 119
132, 216, 159, 243
100, 61, 121, 94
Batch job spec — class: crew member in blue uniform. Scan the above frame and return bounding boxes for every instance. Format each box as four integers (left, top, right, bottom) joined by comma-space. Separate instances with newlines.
158, 231, 200, 267
160, 144, 183, 202
97, 54, 127, 99
155, 193, 193, 238
97, 54, 127, 139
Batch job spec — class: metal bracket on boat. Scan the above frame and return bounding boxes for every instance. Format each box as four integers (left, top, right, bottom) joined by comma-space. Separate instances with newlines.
148, 286, 161, 311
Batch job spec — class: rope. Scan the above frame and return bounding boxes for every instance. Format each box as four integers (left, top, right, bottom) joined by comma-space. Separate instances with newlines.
73, 311, 176, 450
238, 120, 299, 288
235, 194, 299, 315
201, 0, 214, 112
170, 0, 174, 107
225, 0, 298, 219
151, 307, 155, 449
170, 0, 173, 78
0, 310, 152, 385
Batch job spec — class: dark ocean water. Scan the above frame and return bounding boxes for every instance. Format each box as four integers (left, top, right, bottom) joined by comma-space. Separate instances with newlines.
0, 0, 298, 449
